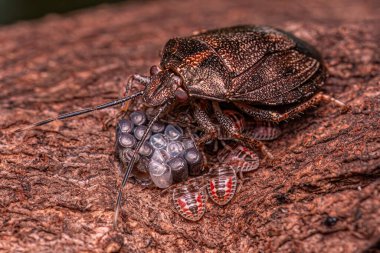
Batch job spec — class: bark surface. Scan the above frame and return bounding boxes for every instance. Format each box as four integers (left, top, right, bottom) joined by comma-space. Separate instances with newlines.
0, 0, 379, 252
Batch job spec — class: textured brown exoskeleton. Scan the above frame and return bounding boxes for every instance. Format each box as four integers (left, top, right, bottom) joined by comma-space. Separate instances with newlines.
22, 25, 347, 227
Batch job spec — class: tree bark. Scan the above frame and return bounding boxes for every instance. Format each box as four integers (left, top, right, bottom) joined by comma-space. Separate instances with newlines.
0, 0, 379, 252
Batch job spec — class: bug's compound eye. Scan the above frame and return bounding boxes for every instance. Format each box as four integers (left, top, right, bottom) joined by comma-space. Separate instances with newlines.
174, 87, 189, 102
150, 65, 162, 75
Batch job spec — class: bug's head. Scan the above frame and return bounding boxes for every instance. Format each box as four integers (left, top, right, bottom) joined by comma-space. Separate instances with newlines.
143, 66, 188, 107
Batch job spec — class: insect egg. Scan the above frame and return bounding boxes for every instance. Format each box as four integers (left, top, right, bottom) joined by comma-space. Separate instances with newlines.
148, 160, 173, 188
167, 141, 185, 157
164, 124, 183, 140
138, 142, 153, 157
167, 157, 188, 183
184, 148, 201, 163
130, 111, 146, 125
184, 148, 203, 176
117, 119, 134, 133
182, 139, 196, 149
151, 121, 165, 133
120, 148, 140, 163
150, 133, 168, 149
118, 133, 137, 148
151, 149, 170, 163
134, 125, 151, 140
115, 112, 203, 188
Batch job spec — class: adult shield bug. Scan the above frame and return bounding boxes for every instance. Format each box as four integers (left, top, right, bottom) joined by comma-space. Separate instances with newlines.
21, 25, 347, 227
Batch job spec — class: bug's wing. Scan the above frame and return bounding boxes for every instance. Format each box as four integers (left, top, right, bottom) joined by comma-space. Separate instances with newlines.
228, 49, 320, 105
193, 25, 296, 77
161, 38, 230, 101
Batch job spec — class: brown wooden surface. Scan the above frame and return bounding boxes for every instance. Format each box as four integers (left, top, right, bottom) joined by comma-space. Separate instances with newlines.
1, 0, 379, 252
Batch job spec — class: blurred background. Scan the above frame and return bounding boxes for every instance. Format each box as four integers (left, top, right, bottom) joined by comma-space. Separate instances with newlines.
0, 0, 126, 24
0, 0, 378, 25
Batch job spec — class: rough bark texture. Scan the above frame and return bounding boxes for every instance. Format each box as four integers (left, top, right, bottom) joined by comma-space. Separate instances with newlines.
0, 0, 379, 252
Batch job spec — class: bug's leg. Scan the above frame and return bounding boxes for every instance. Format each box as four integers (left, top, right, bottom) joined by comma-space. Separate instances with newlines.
320, 93, 350, 112
192, 29, 207, 35
158, 186, 182, 216
170, 204, 181, 216
236, 167, 252, 192
159, 187, 178, 215
121, 74, 150, 113
212, 102, 274, 160
238, 168, 244, 180
158, 187, 181, 215
103, 74, 150, 129
158, 182, 181, 197
234, 92, 349, 123
192, 102, 218, 148
236, 172, 245, 194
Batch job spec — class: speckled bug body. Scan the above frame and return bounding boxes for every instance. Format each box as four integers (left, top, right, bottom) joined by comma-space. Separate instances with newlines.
141, 24, 337, 161
25, 25, 346, 226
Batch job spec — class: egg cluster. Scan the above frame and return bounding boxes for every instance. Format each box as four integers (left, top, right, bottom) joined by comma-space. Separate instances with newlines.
115, 111, 203, 188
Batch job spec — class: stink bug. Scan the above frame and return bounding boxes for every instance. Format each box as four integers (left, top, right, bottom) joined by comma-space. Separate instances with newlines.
217, 144, 260, 173
172, 179, 207, 221
21, 25, 347, 226
245, 121, 282, 141
207, 165, 238, 206
207, 145, 260, 206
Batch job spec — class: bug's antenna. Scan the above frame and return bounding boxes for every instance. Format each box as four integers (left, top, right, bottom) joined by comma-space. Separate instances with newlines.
114, 102, 169, 228
17, 91, 144, 131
